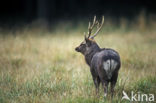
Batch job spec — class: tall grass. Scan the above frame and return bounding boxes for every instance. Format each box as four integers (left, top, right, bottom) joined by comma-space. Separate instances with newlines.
0, 14, 156, 103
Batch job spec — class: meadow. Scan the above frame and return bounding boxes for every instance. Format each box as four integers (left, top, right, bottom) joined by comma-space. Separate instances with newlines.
0, 16, 156, 103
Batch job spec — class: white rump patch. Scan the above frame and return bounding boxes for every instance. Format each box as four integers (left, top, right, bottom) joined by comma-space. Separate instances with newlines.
103, 59, 118, 79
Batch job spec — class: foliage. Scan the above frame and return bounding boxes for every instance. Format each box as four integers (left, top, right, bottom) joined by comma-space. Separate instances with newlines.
0, 23, 156, 103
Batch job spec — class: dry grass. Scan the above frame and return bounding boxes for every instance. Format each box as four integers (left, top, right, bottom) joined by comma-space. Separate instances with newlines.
0, 21, 156, 102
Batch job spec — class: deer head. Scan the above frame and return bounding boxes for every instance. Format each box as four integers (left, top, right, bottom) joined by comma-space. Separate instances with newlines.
75, 16, 104, 55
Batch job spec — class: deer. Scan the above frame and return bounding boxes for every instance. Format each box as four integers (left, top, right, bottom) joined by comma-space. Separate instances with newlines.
75, 16, 121, 98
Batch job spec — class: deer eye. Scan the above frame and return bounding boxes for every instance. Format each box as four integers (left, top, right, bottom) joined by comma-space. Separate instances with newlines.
81, 42, 87, 46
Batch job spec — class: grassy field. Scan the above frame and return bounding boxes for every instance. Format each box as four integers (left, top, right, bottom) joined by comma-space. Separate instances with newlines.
0, 22, 156, 103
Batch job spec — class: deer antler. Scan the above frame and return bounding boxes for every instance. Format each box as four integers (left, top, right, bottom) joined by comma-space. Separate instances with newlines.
90, 16, 104, 39
87, 16, 96, 38
84, 16, 104, 39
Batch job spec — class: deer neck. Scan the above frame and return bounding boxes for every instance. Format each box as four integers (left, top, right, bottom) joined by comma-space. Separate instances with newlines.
84, 45, 100, 66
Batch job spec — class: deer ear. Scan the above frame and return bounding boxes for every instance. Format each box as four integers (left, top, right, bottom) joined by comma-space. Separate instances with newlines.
85, 38, 91, 46
84, 34, 87, 40
85, 37, 89, 42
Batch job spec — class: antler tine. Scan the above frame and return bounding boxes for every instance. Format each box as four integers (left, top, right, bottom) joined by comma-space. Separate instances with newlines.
90, 16, 104, 39
88, 16, 96, 38
91, 16, 96, 28
84, 32, 87, 39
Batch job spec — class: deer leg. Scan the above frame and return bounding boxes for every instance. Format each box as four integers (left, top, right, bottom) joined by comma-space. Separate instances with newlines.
93, 77, 100, 95
110, 81, 116, 98
102, 81, 108, 97
110, 72, 118, 98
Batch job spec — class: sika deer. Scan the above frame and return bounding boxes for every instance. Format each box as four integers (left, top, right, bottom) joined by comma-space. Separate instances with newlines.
75, 16, 121, 97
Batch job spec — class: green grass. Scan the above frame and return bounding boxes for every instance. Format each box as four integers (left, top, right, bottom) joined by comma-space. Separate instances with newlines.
0, 24, 156, 103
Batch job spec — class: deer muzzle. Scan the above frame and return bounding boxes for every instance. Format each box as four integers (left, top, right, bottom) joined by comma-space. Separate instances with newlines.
75, 47, 80, 52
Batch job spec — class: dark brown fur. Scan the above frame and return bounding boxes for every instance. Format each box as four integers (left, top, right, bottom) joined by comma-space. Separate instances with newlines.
75, 37, 121, 97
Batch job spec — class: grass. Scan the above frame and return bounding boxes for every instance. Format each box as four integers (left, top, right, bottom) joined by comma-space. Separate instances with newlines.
0, 21, 156, 103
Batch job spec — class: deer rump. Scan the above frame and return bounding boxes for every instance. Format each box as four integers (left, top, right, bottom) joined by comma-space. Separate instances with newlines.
90, 48, 121, 82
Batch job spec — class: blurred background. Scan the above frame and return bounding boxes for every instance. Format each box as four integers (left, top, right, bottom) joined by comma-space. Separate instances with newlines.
0, 0, 156, 31
0, 0, 156, 103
